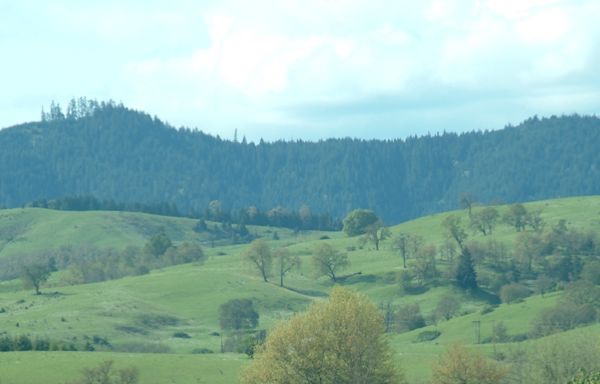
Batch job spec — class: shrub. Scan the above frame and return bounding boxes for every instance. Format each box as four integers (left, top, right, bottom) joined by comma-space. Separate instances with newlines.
396, 303, 426, 332
219, 299, 259, 331
113, 342, 173, 354
192, 347, 214, 354
114, 325, 148, 335
434, 295, 460, 321
172, 331, 191, 339
480, 305, 495, 315
136, 313, 180, 328
414, 330, 441, 342
500, 283, 531, 304
70, 360, 139, 384
530, 302, 596, 338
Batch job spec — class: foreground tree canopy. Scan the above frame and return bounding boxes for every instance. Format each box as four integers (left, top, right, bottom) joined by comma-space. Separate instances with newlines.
242, 286, 403, 384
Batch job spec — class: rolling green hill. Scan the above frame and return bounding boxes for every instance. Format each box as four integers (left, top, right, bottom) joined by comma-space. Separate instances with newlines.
0, 196, 599, 383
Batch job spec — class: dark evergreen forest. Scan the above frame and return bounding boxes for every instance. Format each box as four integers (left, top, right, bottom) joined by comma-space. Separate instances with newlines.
1, 99, 599, 224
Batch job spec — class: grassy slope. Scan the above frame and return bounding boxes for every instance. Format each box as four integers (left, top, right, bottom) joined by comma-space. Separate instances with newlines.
1, 196, 599, 383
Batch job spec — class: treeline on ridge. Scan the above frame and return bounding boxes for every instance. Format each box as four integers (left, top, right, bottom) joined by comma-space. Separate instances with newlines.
1, 99, 600, 223
25, 195, 342, 231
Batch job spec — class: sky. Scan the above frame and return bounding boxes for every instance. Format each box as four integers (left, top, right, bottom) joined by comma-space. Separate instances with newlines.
1, 0, 600, 141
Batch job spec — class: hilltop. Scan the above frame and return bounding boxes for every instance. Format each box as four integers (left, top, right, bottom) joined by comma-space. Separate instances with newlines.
1, 100, 600, 222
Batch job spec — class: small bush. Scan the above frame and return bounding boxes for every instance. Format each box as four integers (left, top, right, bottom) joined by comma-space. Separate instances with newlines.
172, 331, 191, 339
92, 335, 112, 347
500, 283, 531, 304
480, 305, 495, 315
136, 313, 180, 328
192, 347, 214, 354
414, 330, 441, 342
114, 342, 173, 354
115, 325, 148, 335
319, 235, 330, 240
396, 303, 426, 332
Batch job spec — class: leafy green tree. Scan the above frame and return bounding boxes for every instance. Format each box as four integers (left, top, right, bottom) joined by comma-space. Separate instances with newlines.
432, 344, 507, 384
527, 331, 600, 384
396, 303, 425, 332
503, 204, 527, 232
442, 215, 468, 249
455, 247, 478, 291
242, 287, 403, 384
143, 231, 172, 257
219, 299, 259, 330
525, 209, 545, 231
434, 295, 460, 321
392, 233, 412, 268
342, 209, 380, 237
412, 244, 437, 284
459, 192, 476, 217
360, 222, 390, 251
21, 264, 51, 295
275, 248, 300, 287
581, 260, 600, 285
499, 283, 531, 303
312, 243, 349, 282
164, 242, 205, 265
242, 239, 272, 282
470, 207, 499, 236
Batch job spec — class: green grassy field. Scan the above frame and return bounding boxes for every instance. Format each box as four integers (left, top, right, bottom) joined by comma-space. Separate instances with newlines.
1, 196, 600, 383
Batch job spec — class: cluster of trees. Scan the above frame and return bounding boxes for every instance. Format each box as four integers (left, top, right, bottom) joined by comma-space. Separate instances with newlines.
0, 334, 80, 352
203, 202, 342, 232
240, 286, 600, 384
3, 102, 600, 224
241, 239, 301, 286
5, 232, 206, 293
242, 238, 361, 286
530, 280, 600, 337
26, 195, 342, 232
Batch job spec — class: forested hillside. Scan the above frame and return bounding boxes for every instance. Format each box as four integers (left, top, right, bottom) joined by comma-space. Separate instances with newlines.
1, 100, 599, 223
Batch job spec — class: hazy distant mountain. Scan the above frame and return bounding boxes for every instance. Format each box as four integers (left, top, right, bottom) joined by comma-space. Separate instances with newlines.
1, 101, 599, 223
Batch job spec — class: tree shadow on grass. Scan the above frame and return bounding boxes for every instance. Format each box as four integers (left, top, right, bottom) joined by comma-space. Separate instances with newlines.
284, 286, 328, 298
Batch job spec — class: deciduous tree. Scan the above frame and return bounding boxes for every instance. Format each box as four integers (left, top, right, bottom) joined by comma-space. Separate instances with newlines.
242, 287, 403, 384
342, 209, 380, 237
443, 215, 468, 249
275, 248, 300, 287
312, 243, 349, 282
21, 264, 51, 295
243, 239, 272, 282
432, 344, 506, 384
219, 298, 259, 330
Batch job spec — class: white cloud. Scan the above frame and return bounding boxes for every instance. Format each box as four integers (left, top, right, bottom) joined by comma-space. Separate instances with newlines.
2, 0, 600, 140
516, 7, 570, 43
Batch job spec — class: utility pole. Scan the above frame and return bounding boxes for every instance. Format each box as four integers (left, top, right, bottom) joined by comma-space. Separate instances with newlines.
472, 320, 481, 344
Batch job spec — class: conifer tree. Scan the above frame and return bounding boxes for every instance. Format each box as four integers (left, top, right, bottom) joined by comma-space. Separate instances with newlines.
456, 247, 477, 291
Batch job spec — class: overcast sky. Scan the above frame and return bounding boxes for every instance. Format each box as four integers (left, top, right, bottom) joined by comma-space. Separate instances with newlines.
2, 0, 600, 141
